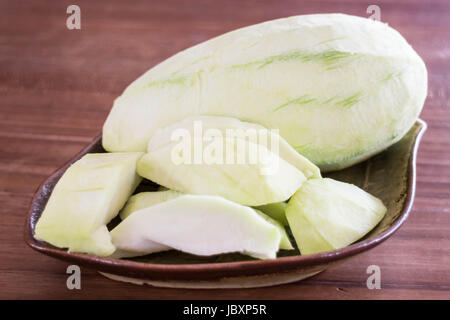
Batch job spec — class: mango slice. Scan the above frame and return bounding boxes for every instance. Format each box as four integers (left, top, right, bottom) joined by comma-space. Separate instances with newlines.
110, 195, 284, 259
147, 116, 321, 178
34, 152, 143, 256
114, 192, 293, 257
255, 202, 288, 226
286, 178, 386, 254
119, 190, 181, 220
137, 136, 307, 206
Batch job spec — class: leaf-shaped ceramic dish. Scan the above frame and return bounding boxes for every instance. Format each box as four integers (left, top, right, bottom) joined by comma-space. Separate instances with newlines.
25, 119, 426, 289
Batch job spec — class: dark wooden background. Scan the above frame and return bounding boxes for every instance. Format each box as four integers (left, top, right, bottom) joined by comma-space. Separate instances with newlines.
0, 0, 449, 299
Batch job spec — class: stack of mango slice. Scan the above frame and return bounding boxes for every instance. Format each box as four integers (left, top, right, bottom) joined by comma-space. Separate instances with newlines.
34, 13, 427, 260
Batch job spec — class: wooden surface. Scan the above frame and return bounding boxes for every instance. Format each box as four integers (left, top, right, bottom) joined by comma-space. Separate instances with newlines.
0, 0, 449, 300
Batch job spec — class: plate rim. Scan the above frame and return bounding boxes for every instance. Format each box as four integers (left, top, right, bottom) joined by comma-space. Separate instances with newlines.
23, 119, 427, 280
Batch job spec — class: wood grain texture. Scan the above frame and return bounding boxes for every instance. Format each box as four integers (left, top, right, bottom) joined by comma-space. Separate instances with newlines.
0, 0, 449, 299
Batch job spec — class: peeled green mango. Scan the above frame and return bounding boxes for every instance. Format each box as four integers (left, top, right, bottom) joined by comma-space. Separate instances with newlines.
255, 202, 288, 226
286, 178, 386, 255
119, 190, 181, 220
148, 116, 321, 178
254, 209, 293, 250
103, 13, 427, 171
137, 136, 307, 206
116, 191, 291, 254
34, 153, 144, 256
110, 195, 283, 259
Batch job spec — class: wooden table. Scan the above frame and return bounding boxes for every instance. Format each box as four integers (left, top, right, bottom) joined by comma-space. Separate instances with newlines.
1, 0, 449, 300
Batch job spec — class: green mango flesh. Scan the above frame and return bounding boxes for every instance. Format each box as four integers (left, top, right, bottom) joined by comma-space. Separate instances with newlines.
103, 14, 427, 171
110, 195, 284, 259
35, 152, 144, 256
286, 178, 386, 255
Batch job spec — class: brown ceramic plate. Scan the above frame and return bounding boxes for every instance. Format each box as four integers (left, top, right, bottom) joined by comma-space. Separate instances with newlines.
24, 120, 426, 288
